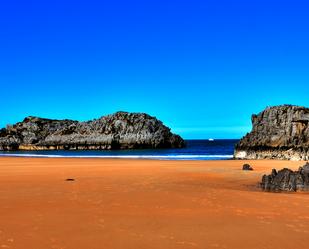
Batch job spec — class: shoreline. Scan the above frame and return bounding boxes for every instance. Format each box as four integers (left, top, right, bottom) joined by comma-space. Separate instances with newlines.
0, 139, 237, 161
1, 158, 308, 249
0, 154, 234, 160
0, 154, 234, 158
0, 154, 305, 162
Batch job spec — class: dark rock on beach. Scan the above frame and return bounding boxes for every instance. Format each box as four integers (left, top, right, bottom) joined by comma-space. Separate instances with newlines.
242, 164, 253, 171
234, 105, 309, 161
261, 163, 309, 192
0, 112, 185, 150
65, 178, 75, 181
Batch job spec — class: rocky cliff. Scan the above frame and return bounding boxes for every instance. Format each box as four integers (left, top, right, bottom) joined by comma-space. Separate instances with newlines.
0, 112, 185, 150
234, 105, 309, 161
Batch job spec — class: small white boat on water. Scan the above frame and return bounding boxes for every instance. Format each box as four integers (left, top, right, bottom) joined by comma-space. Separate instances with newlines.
208, 138, 214, 141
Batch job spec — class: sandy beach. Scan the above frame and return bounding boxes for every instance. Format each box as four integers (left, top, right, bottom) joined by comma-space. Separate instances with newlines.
0, 158, 309, 249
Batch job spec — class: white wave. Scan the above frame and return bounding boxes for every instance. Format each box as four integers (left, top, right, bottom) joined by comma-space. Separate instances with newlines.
0, 154, 233, 159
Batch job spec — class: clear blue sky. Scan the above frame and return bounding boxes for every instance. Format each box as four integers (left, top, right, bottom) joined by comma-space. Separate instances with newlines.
1, 0, 309, 139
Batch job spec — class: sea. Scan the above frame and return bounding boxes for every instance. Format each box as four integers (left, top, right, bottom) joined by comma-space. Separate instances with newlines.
0, 139, 238, 160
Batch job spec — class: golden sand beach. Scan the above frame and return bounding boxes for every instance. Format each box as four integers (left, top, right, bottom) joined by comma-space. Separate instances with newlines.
0, 158, 309, 249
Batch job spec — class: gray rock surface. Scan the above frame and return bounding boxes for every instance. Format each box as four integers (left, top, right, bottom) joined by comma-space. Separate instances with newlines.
234, 105, 309, 160
261, 163, 309, 192
0, 112, 185, 150
242, 164, 253, 171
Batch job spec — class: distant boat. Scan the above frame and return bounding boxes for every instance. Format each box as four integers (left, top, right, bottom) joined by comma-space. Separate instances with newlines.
208, 138, 214, 141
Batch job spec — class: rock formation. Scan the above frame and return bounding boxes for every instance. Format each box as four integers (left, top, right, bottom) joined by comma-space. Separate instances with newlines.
261, 163, 309, 192
0, 112, 185, 150
242, 164, 253, 171
234, 105, 309, 161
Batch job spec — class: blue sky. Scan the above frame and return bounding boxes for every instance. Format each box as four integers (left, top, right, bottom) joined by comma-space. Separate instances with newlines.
1, 0, 309, 138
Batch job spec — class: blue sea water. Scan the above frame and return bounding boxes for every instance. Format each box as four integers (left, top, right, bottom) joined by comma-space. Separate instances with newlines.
0, 140, 238, 160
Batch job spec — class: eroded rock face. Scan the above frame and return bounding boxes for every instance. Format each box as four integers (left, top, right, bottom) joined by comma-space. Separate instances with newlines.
0, 112, 185, 150
261, 163, 309, 192
235, 105, 309, 160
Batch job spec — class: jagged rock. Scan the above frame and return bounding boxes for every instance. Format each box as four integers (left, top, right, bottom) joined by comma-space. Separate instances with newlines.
0, 112, 185, 150
300, 162, 309, 174
234, 105, 309, 161
242, 164, 253, 171
261, 163, 309, 192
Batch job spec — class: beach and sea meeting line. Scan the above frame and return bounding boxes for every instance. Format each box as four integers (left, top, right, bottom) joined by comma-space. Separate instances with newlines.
0, 139, 237, 160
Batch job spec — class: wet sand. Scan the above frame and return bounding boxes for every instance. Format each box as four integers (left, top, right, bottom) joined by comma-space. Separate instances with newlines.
0, 157, 308, 249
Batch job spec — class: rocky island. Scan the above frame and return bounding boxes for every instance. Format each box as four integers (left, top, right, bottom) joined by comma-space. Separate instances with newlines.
0, 112, 185, 150
234, 105, 309, 161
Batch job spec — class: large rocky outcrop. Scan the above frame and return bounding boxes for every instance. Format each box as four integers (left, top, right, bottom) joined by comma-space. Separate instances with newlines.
234, 105, 309, 161
0, 112, 185, 150
261, 163, 309, 192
